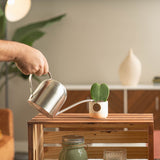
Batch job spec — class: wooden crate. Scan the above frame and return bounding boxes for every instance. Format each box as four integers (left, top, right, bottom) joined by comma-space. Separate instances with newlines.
28, 113, 154, 160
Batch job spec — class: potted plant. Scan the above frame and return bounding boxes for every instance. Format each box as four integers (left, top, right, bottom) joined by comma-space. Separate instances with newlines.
89, 83, 110, 119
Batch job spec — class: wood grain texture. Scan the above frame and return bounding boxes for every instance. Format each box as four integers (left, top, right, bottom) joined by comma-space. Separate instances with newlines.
61, 89, 160, 130
29, 113, 153, 123
43, 123, 149, 130
62, 90, 91, 113
35, 124, 44, 160
154, 113, 160, 130
28, 124, 33, 160
148, 123, 154, 160
128, 90, 159, 112
61, 90, 124, 113
44, 146, 148, 159
108, 90, 124, 113
28, 113, 154, 160
128, 90, 160, 129
28, 124, 44, 160
44, 130, 148, 143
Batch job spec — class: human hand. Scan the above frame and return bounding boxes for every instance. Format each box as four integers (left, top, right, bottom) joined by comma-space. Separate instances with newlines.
14, 44, 49, 76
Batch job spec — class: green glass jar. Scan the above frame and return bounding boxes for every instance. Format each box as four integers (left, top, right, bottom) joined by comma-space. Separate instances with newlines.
59, 135, 88, 160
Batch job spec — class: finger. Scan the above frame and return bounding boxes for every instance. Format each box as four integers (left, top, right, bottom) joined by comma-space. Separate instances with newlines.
35, 69, 44, 76
43, 57, 49, 75
22, 71, 30, 75
19, 69, 30, 75
15, 62, 30, 75
35, 65, 43, 76
35, 64, 44, 76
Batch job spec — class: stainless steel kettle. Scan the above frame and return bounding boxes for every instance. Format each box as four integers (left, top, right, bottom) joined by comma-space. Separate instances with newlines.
28, 72, 93, 118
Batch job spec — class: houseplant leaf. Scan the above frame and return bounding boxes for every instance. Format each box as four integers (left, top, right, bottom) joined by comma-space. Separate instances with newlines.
18, 30, 45, 46
0, 8, 6, 39
0, 8, 3, 16
0, 13, 66, 90
12, 14, 66, 43
10, 14, 65, 81
99, 83, 110, 101
91, 83, 110, 102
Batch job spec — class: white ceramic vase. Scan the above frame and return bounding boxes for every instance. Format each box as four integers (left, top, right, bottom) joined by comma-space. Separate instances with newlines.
89, 101, 108, 119
119, 48, 142, 86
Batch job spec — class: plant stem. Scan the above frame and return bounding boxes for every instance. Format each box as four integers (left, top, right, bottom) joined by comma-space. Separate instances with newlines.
0, 74, 16, 91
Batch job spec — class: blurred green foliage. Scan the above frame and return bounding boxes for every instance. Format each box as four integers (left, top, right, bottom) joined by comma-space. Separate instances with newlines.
0, 6, 66, 90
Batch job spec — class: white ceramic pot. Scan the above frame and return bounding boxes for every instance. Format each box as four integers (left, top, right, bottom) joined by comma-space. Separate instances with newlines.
119, 48, 142, 86
89, 101, 108, 119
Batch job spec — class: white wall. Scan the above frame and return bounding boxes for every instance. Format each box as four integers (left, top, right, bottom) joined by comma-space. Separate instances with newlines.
1, 0, 160, 145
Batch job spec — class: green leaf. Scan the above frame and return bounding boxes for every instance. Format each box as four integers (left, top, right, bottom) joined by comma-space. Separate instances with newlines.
0, 62, 41, 82
99, 83, 110, 101
0, 8, 6, 39
0, 8, 3, 17
12, 14, 66, 42
91, 83, 100, 102
0, 13, 66, 90
90, 83, 110, 102
19, 30, 45, 46
0, 0, 7, 12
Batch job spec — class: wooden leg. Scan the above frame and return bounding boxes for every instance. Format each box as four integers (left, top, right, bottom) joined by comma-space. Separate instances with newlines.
28, 123, 34, 160
148, 123, 154, 160
28, 124, 44, 160
36, 124, 44, 160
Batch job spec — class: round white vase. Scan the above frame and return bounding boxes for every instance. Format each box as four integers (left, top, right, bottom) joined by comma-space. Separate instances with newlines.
119, 48, 142, 86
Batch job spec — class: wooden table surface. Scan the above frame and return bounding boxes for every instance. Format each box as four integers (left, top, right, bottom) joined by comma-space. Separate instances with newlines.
28, 113, 153, 123
28, 113, 154, 160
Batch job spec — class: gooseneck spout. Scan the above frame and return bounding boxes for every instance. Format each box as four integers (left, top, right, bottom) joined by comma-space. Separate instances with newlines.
56, 99, 94, 116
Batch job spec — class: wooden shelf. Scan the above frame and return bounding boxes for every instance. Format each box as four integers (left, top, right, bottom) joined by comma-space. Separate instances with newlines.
28, 113, 154, 160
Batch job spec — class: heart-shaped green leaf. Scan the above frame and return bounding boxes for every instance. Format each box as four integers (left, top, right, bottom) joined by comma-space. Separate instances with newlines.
90, 83, 110, 102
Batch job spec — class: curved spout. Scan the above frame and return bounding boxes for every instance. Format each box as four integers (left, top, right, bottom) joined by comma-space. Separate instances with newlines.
56, 99, 94, 116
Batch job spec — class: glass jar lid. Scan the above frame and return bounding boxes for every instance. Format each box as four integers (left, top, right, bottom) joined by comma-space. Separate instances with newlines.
62, 135, 84, 144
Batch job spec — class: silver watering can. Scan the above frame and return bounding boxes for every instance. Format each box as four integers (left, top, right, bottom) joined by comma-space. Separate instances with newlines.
28, 72, 93, 118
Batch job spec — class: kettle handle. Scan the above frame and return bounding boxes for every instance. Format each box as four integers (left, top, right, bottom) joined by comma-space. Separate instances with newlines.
29, 72, 52, 97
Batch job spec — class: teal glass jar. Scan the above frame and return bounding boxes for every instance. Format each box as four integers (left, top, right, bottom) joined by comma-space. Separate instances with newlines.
59, 135, 88, 160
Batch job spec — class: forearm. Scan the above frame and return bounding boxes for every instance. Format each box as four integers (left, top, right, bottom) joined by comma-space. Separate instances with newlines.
0, 40, 49, 75
0, 40, 19, 62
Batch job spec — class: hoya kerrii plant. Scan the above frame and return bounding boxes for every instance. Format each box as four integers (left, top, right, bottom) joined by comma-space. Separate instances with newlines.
90, 83, 110, 102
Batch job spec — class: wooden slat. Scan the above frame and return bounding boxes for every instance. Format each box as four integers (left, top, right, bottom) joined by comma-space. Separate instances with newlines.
28, 124, 34, 160
43, 123, 149, 130
43, 130, 148, 143
148, 123, 154, 160
29, 113, 153, 124
30, 118, 153, 123
33, 124, 44, 160
58, 113, 153, 117
34, 113, 154, 119
34, 113, 153, 118
44, 147, 148, 159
